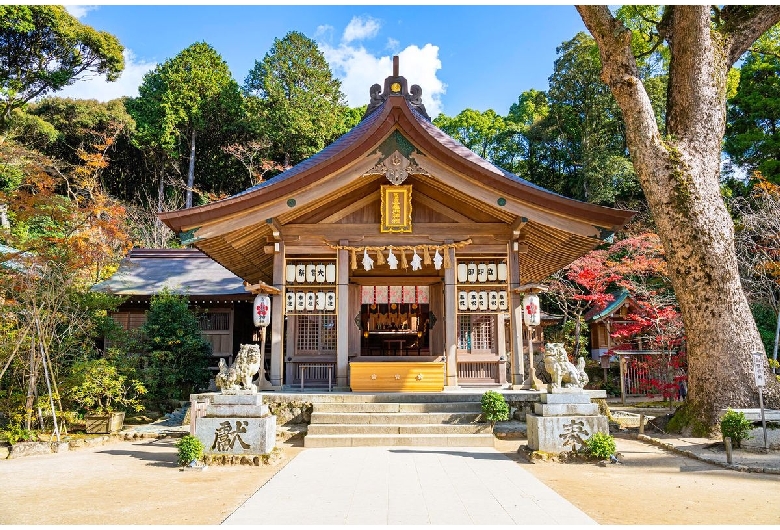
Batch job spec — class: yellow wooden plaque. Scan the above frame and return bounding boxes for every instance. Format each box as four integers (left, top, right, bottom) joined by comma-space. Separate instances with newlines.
380, 184, 412, 233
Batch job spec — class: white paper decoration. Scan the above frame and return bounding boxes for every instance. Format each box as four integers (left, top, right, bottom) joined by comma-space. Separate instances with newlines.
433, 249, 443, 270
489, 291, 498, 311
315, 291, 326, 310
497, 262, 507, 282
295, 292, 306, 311
252, 294, 271, 327
306, 264, 316, 283
387, 248, 398, 269
362, 249, 374, 271
458, 291, 468, 311
305, 291, 316, 311
468, 291, 479, 311
487, 263, 497, 282
467, 263, 477, 283
457, 263, 468, 283
523, 293, 541, 326
325, 291, 336, 311
498, 290, 508, 311
286, 264, 296, 283
411, 250, 423, 271
478, 291, 488, 310
316, 264, 326, 282
285, 291, 295, 312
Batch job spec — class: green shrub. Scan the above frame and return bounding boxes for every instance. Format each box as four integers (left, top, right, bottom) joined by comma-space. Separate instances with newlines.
584, 431, 616, 459
480, 390, 509, 427
1, 424, 38, 445
175, 435, 204, 466
720, 409, 753, 448
64, 358, 146, 415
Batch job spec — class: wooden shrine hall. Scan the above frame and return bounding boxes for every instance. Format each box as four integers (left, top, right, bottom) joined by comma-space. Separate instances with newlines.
159, 58, 633, 392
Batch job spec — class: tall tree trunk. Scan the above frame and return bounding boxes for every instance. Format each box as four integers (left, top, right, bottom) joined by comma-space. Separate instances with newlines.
577, 5, 780, 429
185, 128, 196, 209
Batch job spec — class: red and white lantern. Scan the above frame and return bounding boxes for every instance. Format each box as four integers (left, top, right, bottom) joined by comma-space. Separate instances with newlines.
253, 294, 271, 327
522, 293, 541, 326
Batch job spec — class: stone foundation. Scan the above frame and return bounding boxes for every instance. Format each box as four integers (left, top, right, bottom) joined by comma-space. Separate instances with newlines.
194, 392, 276, 456
526, 389, 608, 453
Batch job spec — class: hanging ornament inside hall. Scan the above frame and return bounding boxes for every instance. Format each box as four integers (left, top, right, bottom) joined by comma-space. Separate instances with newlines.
411, 249, 422, 271
433, 248, 443, 270
387, 247, 399, 269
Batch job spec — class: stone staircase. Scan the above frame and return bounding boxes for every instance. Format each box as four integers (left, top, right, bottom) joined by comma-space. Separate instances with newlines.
304, 399, 495, 448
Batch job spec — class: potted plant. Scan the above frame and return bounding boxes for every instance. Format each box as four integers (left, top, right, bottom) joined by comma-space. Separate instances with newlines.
65, 359, 147, 433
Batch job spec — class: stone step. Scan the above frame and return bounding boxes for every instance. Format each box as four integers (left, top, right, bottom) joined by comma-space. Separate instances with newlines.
303, 433, 496, 448
307, 423, 492, 435
310, 411, 482, 425
312, 402, 483, 414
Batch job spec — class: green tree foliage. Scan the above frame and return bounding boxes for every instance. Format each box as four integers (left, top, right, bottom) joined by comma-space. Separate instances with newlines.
138, 290, 211, 404
433, 109, 508, 161
128, 42, 244, 208
0, 5, 124, 131
244, 31, 348, 167
480, 390, 509, 427
725, 25, 780, 184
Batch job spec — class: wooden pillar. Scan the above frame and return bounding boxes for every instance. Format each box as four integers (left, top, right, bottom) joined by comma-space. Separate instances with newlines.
509, 244, 525, 388
336, 241, 350, 388
349, 284, 361, 357
497, 313, 508, 385
269, 241, 284, 388
444, 244, 458, 388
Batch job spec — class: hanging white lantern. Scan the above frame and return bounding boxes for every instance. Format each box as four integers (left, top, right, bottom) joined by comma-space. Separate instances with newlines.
497, 262, 508, 282
252, 294, 271, 327
467, 262, 477, 283
477, 263, 488, 283
433, 249, 443, 270
487, 262, 497, 282
411, 249, 423, 271
306, 264, 316, 283
305, 291, 316, 311
523, 293, 541, 326
296, 263, 306, 283
285, 291, 295, 312
457, 263, 468, 283
362, 249, 374, 271
458, 291, 468, 311
295, 292, 306, 311
478, 291, 488, 310
468, 290, 479, 311
315, 264, 326, 282
325, 263, 336, 283
488, 291, 498, 311
387, 247, 398, 269
315, 291, 326, 310
498, 290, 508, 311
286, 264, 296, 283
325, 291, 336, 311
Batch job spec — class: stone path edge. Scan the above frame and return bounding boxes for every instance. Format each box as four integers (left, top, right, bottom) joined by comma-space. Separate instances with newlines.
636, 433, 780, 475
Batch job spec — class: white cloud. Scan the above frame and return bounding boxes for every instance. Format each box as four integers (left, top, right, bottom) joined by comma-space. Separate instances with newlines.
315, 24, 334, 40
342, 16, 381, 44
322, 41, 446, 118
386, 38, 400, 52
65, 5, 97, 19
53, 49, 156, 102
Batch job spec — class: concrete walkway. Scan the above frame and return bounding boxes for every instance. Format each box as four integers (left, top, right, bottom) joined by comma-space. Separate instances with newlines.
222, 446, 596, 525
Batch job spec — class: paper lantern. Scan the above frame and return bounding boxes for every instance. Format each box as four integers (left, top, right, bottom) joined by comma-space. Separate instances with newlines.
478, 291, 488, 310
458, 291, 468, 311
315, 291, 326, 310
305, 291, 316, 311
477, 263, 487, 283
252, 294, 271, 327
325, 263, 336, 283
296, 264, 306, 283
498, 291, 509, 311
457, 263, 468, 283
325, 291, 336, 311
295, 292, 306, 311
497, 262, 507, 282
498, 291, 508, 311
316, 264, 326, 282
488, 291, 498, 311
286, 264, 296, 283
468, 291, 479, 311
467, 263, 477, 283
487, 263, 497, 282
523, 293, 541, 326
285, 291, 295, 312
306, 264, 316, 283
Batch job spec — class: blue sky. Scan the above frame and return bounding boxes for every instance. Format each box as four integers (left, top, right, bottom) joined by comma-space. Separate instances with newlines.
61, 5, 588, 117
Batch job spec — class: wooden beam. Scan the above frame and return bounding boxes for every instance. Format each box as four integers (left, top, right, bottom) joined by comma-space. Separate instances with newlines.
243, 281, 281, 296
511, 216, 528, 239
414, 192, 474, 223
285, 223, 511, 238
266, 217, 282, 240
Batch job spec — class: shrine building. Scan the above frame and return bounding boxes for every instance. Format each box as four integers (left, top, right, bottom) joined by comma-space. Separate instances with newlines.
159, 59, 633, 392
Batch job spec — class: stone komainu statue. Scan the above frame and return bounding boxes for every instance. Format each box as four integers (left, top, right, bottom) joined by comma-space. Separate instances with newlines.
215, 344, 262, 392
543, 343, 589, 389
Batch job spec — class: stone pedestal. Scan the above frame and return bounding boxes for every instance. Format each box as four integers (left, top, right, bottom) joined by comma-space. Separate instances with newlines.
526, 389, 608, 453
194, 392, 276, 456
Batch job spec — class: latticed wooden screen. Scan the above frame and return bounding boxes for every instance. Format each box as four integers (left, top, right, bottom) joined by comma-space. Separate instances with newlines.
198, 311, 230, 331
457, 314, 496, 353
296, 315, 337, 354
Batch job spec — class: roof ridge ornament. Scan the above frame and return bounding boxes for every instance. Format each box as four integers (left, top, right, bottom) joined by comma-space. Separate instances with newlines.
362, 56, 430, 121
364, 149, 429, 185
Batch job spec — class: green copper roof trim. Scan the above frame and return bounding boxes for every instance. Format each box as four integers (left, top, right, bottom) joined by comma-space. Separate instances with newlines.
587, 289, 630, 322
179, 226, 201, 245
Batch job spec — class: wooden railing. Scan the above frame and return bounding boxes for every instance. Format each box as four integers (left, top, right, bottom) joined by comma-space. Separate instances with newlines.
457, 361, 499, 383
292, 362, 337, 388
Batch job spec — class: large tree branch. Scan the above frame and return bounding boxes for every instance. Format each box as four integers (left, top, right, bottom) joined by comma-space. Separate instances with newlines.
721, 5, 780, 65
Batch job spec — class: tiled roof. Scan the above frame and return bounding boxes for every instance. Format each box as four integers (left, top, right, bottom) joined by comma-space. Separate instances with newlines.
91, 248, 249, 296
